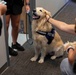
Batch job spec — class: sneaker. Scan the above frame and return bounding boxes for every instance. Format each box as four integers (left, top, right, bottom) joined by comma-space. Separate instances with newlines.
12, 42, 25, 51
9, 46, 18, 56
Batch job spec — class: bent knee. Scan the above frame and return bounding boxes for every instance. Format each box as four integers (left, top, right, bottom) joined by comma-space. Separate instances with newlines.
60, 58, 68, 71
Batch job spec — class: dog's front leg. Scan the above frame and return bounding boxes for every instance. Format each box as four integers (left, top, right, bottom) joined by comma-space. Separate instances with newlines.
38, 48, 46, 63
30, 48, 40, 62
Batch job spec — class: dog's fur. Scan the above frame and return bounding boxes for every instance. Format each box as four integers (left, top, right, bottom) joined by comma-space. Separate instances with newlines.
30, 7, 64, 63
64, 41, 76, 51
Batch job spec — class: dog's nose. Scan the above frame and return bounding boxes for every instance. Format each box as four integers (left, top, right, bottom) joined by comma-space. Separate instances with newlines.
33, 9, 36, 12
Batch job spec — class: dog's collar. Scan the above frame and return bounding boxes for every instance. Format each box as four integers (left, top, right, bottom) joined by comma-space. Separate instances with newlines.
36, 28, 55, 44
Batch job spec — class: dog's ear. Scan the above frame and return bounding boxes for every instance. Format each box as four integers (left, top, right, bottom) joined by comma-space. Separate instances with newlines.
44, 9, 51, 17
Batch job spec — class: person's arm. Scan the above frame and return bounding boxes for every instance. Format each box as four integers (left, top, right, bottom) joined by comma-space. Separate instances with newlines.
68, 49, 75, 65
46, 15, 76, 35
25, 0, 30, 4
0, 4, 7, 16
25, 0, 30, 13
65, 47, 76, 73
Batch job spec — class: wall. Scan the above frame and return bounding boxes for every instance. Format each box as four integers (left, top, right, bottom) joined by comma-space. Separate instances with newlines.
0, 16, 8, 69
36, 0, 69, 16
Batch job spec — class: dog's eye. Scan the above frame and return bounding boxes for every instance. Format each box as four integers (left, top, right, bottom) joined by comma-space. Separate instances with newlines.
40, 10, 42, 12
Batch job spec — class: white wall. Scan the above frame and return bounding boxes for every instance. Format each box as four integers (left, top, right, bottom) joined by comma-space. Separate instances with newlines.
0, 16, 7, 68
36, 0, 69, 16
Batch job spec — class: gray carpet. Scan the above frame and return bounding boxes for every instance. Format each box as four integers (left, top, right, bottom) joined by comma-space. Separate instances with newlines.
53, 0, 76, 42
2, 1, 76, 75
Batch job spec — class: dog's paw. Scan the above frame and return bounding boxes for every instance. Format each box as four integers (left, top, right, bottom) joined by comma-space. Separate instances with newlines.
51, 56, 56, 60
30, 57, 37, 61
38, 59, 44, 63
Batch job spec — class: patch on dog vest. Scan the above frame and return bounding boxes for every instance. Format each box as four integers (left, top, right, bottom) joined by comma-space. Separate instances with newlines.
36, 28, 55, 44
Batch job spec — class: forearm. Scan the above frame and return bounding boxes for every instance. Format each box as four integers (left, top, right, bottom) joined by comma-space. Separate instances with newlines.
48, 18, 76, 34
68, 49, 75, 65
48, 18, 67, 28
25, 0, 29, 4
0, 4, 7, 16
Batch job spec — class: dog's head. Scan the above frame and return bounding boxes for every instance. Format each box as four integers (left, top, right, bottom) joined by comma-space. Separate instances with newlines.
32, 7, 53, 32
32, 7, 51, 20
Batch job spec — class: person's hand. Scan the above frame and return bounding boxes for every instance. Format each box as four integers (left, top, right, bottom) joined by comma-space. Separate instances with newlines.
25, 5, 30, 13
46, 15, 50, 20
46, 15, 52, 23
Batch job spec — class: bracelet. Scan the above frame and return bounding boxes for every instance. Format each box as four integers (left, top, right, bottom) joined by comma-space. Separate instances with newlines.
26, 3, 30, 5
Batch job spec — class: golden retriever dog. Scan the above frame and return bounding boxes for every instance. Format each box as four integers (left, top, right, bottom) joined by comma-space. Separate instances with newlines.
30, 7, 64, 63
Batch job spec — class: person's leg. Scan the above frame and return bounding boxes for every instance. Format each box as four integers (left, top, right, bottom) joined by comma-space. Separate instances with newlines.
60, 58, 76, 75
5, 14, 18, 56
11, 14, 24, 51
6, 15, 11, 32
11, 15, 20, 44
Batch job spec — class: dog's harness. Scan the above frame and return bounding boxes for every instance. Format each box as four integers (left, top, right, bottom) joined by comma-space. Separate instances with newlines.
36, 28, 55, 44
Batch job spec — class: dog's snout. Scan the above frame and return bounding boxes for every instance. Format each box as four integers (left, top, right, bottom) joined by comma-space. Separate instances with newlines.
33, 9, 36, 12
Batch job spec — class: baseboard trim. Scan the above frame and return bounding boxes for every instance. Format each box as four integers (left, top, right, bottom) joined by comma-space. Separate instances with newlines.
53, 1, 69, 18
0, 62, 8, 74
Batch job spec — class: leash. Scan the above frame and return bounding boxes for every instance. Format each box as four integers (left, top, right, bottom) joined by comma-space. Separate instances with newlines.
26, 12, 33, 45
